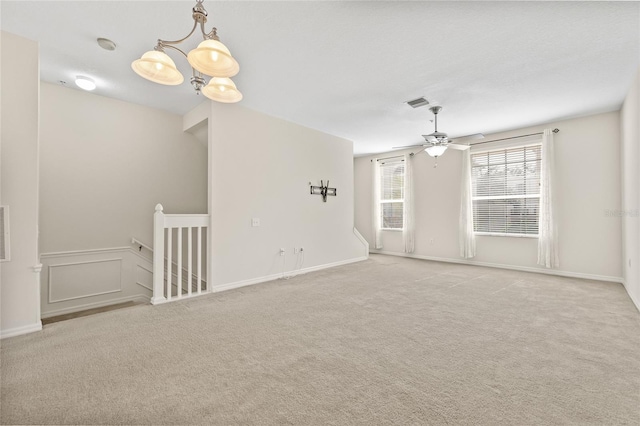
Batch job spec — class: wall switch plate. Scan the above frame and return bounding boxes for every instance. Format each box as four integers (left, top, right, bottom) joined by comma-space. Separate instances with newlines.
252, 218, 260, 227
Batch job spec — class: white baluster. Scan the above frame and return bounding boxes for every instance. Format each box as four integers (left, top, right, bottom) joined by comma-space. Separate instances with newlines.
166, 227, 172, 301
177, 227, 183, 298
151, 204, 166, 305
187, 227, 193, 296
197, 226, 202, 294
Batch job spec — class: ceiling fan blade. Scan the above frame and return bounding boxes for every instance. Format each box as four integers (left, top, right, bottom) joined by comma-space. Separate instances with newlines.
411, 146, 428, 156
447, 143, 470, 151
450, 133, 485, 143
392, 143, 427, 149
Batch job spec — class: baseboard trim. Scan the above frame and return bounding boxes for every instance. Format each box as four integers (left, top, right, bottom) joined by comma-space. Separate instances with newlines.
41, 295, 149, 319
353, 228, 369, 258
212, 256, 369, 294
150, 291, 211, 305
1, 322, 43, 339
370, 250, 624, 284
621, 279, 640, 312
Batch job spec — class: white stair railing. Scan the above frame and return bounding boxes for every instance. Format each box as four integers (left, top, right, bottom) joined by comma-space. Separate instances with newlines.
151, 204, 209, 305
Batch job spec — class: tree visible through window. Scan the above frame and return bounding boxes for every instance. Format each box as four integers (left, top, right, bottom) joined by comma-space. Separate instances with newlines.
380, 161, 405, 229
471, 145, 541, 236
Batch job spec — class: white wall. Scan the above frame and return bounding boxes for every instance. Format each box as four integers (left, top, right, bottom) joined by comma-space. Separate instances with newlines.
355, 111, 622, 281
40, 83, 208, 253
38, 83, 208, 316
208, 103, 365, 288
0, 32, 42, 338
621, 68, 640, 310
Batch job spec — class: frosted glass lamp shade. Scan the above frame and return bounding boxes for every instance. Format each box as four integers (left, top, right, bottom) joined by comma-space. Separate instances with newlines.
131, 51, 184, 85
202, 77, 243, 103
187, 39, 239, 77
426, 145, 447, 157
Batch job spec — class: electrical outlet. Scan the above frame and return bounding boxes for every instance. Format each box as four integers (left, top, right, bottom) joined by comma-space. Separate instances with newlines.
294, 248, 299, 254
430, 238, 434, 245
279, 248, 285, 256
252, 218, 260, 227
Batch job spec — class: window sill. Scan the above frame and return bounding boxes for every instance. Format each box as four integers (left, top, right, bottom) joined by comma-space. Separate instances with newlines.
475, 232, 538, 239
381, 228, 403, 232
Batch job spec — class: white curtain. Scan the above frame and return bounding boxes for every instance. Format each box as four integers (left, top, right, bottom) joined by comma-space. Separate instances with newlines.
538, 129, 559, 268
372, 158, 383, 249
459, 149, 476, 258
403, 154, 415, 253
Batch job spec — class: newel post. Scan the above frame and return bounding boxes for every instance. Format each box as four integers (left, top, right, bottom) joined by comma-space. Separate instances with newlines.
151, 204, 167, 305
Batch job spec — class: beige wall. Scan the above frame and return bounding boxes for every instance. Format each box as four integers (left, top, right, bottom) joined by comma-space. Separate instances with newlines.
208, 103, 365, 287
37, 83, 207, 318
621, 68, 640, 310
0, 32, 41, 337
355, 111, 622, 280
39, 82, 208, 253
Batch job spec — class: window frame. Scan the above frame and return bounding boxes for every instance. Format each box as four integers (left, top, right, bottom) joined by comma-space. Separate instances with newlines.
378, 160, 405, 231
470, 142, 542, 238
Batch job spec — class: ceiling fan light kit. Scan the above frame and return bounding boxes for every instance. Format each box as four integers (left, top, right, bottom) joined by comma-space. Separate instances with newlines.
417, 105, 465, 159
131, 0, 242, 103
392, 105, 483, 166
425, 145, 447, 157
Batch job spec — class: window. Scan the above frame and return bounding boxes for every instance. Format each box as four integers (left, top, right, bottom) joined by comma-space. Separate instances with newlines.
379, 161, 405, 229
471, 144, 541, 236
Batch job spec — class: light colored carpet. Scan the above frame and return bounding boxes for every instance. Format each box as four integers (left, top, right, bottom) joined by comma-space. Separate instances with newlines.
1, 254, 639, 425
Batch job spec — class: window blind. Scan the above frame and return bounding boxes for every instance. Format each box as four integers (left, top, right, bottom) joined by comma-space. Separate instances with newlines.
471, 145, 541, 235
379, 161, 404, 229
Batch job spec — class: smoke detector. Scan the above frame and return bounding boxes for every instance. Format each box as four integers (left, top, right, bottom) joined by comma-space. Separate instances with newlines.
97, 38, 116, 51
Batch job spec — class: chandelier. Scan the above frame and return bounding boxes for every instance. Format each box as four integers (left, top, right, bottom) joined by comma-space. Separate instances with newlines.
131, 0, 242, 103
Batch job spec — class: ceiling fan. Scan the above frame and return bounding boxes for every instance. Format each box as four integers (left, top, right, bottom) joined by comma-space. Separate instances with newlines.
393, 106, 484, 160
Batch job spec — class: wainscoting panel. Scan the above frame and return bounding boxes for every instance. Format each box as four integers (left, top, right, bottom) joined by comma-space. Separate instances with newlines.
49, 258, 122, 303
40, 247, 153, 318
136, 264, 153, 292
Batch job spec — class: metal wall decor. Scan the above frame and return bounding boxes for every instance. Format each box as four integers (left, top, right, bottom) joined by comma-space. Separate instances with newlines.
310, 180, 337, 202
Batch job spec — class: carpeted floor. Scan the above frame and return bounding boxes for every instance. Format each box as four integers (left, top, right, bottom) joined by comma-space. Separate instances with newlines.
1, 254, 639, 425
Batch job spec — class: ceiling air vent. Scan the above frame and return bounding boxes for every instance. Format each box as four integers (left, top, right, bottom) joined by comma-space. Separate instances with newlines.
0, 206, 9, 262
406, 97, 429, 109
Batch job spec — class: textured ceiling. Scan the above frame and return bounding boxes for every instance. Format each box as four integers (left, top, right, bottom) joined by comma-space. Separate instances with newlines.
2, 1, 639, 155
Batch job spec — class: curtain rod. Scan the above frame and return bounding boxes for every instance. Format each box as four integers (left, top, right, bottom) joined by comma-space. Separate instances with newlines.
469, 128, 559, 147
370, 128, 559, 160
370, 155, 405, 163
